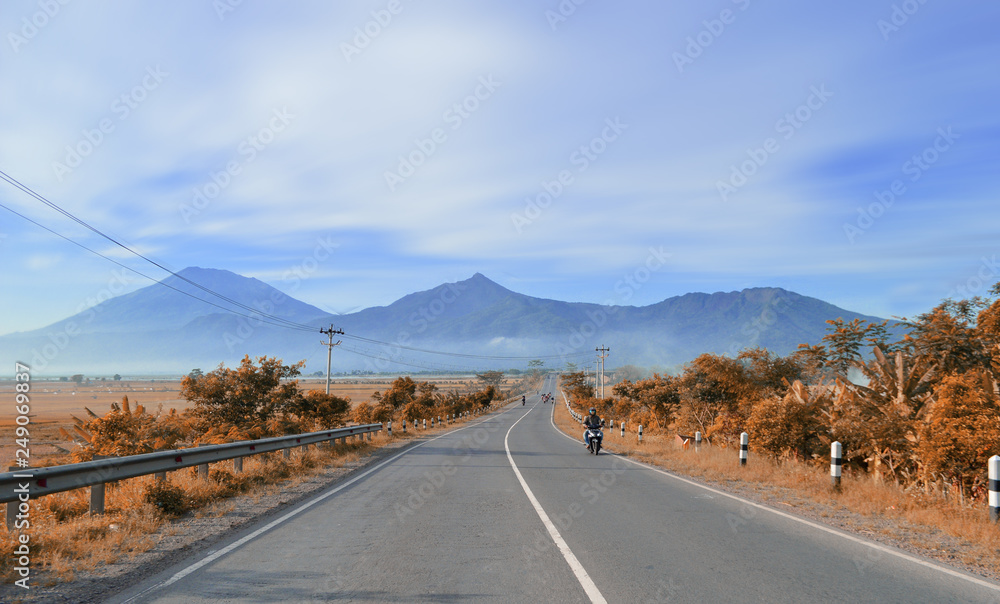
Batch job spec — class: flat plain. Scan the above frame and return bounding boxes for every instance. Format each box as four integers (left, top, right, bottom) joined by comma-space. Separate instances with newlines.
0, 376, 484, 467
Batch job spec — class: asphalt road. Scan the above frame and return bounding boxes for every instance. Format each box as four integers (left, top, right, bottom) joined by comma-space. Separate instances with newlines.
109, 375, 1000, 603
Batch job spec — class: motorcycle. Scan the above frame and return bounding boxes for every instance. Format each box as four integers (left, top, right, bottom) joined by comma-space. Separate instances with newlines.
585, 428, 603, 455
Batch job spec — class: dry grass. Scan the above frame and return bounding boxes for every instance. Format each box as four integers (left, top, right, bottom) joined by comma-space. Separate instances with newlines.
554, 396, 1000, 577
0, 378, 486, 466
0, 402, 504, 585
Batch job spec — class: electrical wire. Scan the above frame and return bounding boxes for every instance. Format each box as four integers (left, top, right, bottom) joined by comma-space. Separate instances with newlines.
0, 170, 318, 333
0, 200, 317, 332
339, 333, 592, 361
1, 170, 607, 363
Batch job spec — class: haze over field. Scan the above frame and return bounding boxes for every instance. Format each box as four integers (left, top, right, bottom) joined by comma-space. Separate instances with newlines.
0, 1, 997, 369
0, 267, 890, 375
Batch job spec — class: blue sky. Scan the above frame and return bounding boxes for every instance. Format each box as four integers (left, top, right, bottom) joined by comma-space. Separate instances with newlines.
1, 0, 998, 338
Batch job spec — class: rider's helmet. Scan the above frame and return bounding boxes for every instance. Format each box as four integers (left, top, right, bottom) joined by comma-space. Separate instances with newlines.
589, 407, 596, 416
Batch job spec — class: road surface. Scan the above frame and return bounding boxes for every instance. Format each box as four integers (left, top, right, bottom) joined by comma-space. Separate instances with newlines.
109, 375, 1000, 603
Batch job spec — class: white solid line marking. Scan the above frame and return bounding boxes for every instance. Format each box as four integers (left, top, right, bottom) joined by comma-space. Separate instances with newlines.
505, 408, 607, 604
122, 411, 513, 603
549, 391, 1000, 594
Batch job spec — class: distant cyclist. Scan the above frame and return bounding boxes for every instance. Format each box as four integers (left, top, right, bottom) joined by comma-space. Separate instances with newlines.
522, 395, 525, 405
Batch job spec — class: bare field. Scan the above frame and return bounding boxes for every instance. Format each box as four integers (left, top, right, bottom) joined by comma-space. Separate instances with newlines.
0, 376, 485, 466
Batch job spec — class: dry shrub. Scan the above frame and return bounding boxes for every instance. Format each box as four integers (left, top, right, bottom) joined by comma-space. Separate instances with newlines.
144, 480, 188, 516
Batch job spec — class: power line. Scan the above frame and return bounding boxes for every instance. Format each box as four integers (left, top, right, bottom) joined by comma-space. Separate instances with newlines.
0, 200, 316, 333
0, 170, 319, 333
340, 333, 591, 361
0, 170, 601, 364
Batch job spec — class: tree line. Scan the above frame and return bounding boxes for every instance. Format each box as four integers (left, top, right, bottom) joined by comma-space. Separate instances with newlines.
64, 356, 514, 460
565, 286, 1000, 500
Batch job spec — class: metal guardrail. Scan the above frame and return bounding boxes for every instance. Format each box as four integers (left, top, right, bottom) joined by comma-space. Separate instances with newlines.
1, 423, 383, 508
3, 396, 519, 528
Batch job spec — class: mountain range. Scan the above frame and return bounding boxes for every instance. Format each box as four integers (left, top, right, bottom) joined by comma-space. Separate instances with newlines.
0, 267, 891, 375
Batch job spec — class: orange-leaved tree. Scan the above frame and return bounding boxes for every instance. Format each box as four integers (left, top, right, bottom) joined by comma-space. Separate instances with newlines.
180, 355, 305, 434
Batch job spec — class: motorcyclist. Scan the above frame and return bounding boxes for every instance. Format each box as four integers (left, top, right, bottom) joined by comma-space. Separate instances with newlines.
583, 407, 603, 448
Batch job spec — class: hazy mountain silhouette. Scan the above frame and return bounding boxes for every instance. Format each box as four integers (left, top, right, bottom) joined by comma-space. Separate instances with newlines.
0, 269, 891, 375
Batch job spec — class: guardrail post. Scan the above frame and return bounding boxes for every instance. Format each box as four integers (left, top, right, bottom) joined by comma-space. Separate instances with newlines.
695, 431, 702, 452
638, 424, 643, 443
283, 448, 291, 460
233, 456, 243, 473
89, 482, 106, 516
831, 441, 843, 490
740, 432, 749, 466
154, 471, 166, 481
90, 454, 113, 515
990, 455, 1000, 522
193, 445, 210, 477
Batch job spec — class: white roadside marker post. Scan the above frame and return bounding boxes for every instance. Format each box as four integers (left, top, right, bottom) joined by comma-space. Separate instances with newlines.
990, 455, 1000, 522
831, 441, 843, 491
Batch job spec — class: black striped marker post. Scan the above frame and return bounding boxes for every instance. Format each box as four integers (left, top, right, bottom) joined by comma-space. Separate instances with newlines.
422, 419, 426, 429
695, 431, 702, 453
990, 455, 1000, 522
740, 432, 749, 466
387, 421, 392, 436
620, 423, 625, 438
638, 424, 643, 443
831, 441, 842, 490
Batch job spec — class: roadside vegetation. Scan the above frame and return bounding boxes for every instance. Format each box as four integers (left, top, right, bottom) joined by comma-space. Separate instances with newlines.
558, 284, 1000, 576
567, 285, 1000, 503
1, 359, 522, 585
